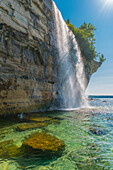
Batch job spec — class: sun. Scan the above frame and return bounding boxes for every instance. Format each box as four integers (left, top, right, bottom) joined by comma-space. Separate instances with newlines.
105, 0, 113, 5
101, 0, 113, 11
108, 0, 113, 2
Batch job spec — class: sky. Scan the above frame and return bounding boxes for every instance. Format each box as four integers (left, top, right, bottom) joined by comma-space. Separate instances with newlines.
53, 0, 113, 95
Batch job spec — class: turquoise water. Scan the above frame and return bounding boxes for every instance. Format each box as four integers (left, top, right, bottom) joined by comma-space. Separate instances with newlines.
0, 98, 113, 169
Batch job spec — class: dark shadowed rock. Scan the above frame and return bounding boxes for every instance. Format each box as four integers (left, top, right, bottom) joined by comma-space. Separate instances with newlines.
103, 100, 107, 103
89, 127, 108, 136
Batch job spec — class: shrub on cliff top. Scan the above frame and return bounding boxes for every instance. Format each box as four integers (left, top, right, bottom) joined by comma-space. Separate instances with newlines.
65, 20, 106, 63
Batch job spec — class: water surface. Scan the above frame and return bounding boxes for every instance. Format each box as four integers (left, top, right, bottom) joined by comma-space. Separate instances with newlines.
0, 98, 113, 169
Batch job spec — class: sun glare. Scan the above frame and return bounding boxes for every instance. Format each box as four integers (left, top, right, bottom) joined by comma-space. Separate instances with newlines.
108, 0, 113, 2
100, 0, 113, 12
104, 0, 113, 5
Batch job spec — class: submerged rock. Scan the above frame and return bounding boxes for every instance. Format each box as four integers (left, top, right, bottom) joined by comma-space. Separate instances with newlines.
28, 117, 52, 122
23, 132, 65, 152
89, 127, 107, 136
103, 100, 107, 103
50, 119, 61, 125
0, 140, 24, 158
16, 122, 47, 131
88, 98, 94, 101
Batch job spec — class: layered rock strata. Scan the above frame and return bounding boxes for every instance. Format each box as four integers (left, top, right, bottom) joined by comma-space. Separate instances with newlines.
0, 0, 101, 115
0, 0, 57, 115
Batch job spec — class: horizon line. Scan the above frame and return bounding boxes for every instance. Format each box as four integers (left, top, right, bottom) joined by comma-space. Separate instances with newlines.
87, 94, 113, 96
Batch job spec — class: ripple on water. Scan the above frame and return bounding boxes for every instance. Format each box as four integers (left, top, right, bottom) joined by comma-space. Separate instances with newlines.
0, 105, 113, 169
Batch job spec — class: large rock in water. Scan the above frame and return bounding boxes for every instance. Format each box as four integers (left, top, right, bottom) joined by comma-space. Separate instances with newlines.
0, 140, 25, 158
23, 132, 65, 152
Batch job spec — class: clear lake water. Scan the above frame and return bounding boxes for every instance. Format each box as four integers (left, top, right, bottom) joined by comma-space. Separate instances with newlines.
0, 97, 113, 169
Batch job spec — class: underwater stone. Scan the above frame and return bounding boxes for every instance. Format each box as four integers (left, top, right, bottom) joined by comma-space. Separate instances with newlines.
23, 132, 65, 152
0, 140, 24, 158
89, 127, 108, 136
28, 117, 52, 122
16, 122, 47, 131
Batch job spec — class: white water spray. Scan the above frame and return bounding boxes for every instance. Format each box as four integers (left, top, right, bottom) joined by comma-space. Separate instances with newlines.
52, 1, 89, 108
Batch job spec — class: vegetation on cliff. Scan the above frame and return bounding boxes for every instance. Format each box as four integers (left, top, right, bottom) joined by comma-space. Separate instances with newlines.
65, 19, 106, 63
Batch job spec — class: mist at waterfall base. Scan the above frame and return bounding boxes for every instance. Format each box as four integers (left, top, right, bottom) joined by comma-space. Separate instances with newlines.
52, 2, 89, 109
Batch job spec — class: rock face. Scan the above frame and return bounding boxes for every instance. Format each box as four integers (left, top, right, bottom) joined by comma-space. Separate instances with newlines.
0, 0, 101, 115
83, 59, 102, 87
0, 0, 57, 115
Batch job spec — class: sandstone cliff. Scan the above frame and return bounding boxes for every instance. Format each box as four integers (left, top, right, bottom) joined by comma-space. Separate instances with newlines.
0, 0, 101, 115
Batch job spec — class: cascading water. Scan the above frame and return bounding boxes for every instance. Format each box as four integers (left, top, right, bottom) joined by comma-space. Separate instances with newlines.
52, 1, 88, 109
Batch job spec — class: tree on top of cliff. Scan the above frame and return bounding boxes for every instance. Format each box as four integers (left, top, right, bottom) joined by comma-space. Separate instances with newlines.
65, 20, 106, 63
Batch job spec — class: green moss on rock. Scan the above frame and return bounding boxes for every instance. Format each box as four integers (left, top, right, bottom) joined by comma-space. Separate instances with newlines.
23, 132, 65, 152
29, 117, 51, 122
0, 140, 25, 158
16, 122, 47, 131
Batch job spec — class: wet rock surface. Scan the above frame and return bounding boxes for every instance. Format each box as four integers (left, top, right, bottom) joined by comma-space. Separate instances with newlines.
0, 140, 24, 158
28, 117, 52, 122
103, 100, 107, 103
16, 122, 47, 131
23, 132, 65, 152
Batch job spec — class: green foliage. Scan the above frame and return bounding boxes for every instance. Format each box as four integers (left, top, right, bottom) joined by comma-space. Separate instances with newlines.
65, 18, 70, 24
65, 20, 106, 63
99, 54, 106, 63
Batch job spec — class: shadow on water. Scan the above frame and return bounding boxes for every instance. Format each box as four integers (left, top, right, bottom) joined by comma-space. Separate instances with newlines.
0, 110, 64, 128
0, 115, 22, 128
14, 147, 65, 168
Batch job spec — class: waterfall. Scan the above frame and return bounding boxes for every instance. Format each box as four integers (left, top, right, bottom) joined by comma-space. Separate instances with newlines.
52, 1, 88, 109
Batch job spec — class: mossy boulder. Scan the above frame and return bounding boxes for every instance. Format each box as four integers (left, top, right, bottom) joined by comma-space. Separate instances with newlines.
23, 132, 65, 152
16, 122, 47, 131
0, 140, 24, 158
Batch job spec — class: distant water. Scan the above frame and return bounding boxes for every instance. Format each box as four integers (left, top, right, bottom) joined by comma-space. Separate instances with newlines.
88, 95, 113, 111
0, 98, 113, 169
89, 95, 113, 98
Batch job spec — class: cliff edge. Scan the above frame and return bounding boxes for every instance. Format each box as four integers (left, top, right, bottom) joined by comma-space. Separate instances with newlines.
0, 0, 101, 115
